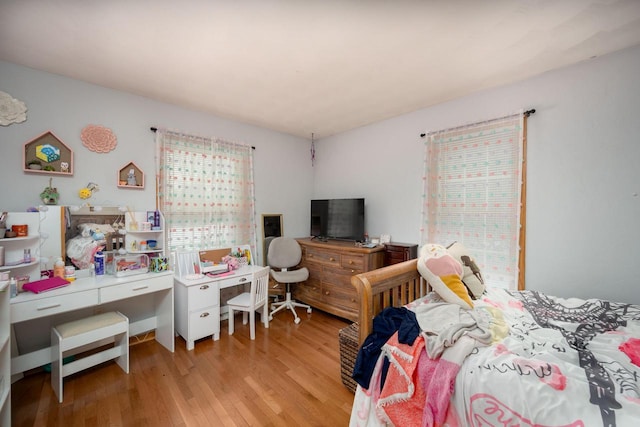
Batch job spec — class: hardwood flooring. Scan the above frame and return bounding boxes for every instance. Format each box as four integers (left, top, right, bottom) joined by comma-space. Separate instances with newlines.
11, 309, 355, 426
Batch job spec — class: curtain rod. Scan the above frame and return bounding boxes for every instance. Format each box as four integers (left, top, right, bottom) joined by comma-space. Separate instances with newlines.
419, 109, 535, 138
150, 127, 255, 150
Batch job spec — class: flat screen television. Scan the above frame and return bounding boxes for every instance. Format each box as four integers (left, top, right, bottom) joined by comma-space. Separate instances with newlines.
310, 198, 365, 241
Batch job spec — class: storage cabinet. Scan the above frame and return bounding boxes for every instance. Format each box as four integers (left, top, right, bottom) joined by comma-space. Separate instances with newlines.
295, 238, 384, 322
0, 281, 10, 425
384, 242, 418, 266
174, 268, 255, 350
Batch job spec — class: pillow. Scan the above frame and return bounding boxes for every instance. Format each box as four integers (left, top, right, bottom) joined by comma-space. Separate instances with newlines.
417, 243, 473, 309
446, 241, 486, 299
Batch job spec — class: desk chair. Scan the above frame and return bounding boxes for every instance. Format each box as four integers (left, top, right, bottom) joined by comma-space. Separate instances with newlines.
267, 237, 312, 324
227, 266, 270, 339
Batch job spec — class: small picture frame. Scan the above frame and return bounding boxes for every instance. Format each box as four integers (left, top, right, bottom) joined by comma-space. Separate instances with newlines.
146, 211, 155, 223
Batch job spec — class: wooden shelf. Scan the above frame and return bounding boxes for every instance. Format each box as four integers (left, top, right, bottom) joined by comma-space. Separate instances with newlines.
117, 162, 144, 189
23, 131, 74, 175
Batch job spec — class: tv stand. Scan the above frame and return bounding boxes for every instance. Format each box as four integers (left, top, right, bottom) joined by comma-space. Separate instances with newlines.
294, 238, 384, 322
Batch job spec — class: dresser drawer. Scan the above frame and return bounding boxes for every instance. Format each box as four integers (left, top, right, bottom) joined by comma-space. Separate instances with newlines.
11, 289, 99, 323
100, 275, 173, 303
341, 254, 364, 270
322, 283, 358, 311
189, 305, 220, 341
305, 248, 341, 267
188, 282, 220, 311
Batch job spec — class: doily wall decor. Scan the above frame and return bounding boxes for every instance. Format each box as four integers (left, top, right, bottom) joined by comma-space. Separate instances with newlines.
80, 124, 117, 153
0, 90, 28, 126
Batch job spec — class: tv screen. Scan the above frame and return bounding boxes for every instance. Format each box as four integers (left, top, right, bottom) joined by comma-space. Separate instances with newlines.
310, 198, 365, 241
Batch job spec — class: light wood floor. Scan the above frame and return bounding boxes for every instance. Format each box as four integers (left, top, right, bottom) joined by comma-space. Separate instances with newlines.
11, 309, 355, 426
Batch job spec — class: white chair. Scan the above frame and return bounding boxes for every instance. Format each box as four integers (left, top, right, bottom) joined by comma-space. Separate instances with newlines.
267, 237, 312, 324
227, 266, 270, 339
51, 311, 129, 403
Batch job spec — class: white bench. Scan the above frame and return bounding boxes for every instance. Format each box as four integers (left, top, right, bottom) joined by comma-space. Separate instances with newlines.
51, 311, 129, 402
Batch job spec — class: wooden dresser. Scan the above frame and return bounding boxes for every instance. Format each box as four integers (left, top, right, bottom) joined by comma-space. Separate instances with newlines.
295, 238, 384, 322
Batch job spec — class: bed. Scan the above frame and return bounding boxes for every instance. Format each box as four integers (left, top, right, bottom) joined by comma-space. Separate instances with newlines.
347, 255, 640, 426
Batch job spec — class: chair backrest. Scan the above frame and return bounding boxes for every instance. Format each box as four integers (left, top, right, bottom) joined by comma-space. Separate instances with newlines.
251, 266, 270, 307
173, 251, 201, 277
267, 237, 302, 270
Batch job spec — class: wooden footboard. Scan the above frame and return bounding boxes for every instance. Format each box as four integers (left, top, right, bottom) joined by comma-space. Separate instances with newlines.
350, 259, 428, 345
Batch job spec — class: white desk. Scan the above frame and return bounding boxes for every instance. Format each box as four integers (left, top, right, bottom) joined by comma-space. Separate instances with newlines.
10, 271, 174, 377
174, 265, 263, 350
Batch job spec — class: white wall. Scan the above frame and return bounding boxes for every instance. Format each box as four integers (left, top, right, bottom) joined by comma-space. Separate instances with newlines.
0, 60, 314, 264
3, 45, 640, 304
315, 45, 640, 304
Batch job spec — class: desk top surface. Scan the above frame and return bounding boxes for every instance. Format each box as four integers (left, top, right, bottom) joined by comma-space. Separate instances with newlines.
10, 270, 174, 304
173, 264, 265, 286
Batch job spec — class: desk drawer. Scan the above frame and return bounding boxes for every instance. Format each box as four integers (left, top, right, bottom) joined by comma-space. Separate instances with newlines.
11, 289, 99, 323
100, 275, 173, 303
188, 282, 220, 311
218, 273, 251, 290
189, 305, 220, 340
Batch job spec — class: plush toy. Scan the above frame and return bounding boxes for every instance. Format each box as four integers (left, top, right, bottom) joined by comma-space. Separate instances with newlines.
78, 182, 100, 199
417, 243, 473, 309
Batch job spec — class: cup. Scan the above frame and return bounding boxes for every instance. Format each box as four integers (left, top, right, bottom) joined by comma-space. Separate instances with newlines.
0, 271, 9, 281
150, 257, 168, 272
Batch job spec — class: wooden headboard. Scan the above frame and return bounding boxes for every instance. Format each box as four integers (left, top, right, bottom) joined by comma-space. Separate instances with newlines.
350, 258, 428, 345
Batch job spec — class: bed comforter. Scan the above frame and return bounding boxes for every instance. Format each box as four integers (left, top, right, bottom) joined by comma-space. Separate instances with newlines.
349, 287, 640, 427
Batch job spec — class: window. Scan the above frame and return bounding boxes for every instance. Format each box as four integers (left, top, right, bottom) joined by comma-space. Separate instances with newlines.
420, 112, 529, 290
156, 130, 257, 254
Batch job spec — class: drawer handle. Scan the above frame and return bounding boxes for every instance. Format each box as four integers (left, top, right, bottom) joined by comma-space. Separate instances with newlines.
329, 257, 335, 261
200, 284, 210, 290
132, 285, 149, 291
37, 303, 61, 311
309, 254, 314, 258
239, 277, 247, 283
200, 312, 210, 318
325, 291, 330, 295
349, 260, 354, 265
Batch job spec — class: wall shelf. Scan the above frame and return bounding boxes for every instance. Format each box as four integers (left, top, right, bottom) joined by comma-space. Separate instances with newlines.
117, 162, 144, 189
23, 131, 74, 175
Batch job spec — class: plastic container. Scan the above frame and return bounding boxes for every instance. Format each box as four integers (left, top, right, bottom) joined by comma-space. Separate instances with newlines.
9, 277, 17, 298
112, 254, 149, 277
95, 251, 105, 276
54, 257, 65, 278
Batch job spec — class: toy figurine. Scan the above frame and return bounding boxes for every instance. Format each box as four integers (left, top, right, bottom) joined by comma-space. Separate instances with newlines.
127, 169, 137, 186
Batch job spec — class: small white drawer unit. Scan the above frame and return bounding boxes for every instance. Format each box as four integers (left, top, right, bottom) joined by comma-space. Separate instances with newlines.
174, 266, 260, 350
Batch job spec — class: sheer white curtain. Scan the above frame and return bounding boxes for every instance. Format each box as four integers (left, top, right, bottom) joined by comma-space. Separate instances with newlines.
420, 112, 525, 290
155, 129, 257, 255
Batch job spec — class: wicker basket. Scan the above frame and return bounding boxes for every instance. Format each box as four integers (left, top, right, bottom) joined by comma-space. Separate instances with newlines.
338, 322, 359, 393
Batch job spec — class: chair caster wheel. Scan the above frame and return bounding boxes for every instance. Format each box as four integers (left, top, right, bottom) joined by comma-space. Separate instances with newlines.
307, 308, 312, 314
294, 317, 301, 324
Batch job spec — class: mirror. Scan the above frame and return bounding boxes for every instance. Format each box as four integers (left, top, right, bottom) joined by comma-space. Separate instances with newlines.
262, 214, 282, 265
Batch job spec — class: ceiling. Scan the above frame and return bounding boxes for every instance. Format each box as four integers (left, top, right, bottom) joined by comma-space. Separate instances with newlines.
2, 1, 640, 139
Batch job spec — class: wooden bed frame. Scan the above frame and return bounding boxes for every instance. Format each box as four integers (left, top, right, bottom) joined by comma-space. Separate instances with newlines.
350, 258, 429, 345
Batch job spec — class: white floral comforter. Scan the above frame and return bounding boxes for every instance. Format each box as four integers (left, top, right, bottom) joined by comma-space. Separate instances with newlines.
350, 287, 640, 427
